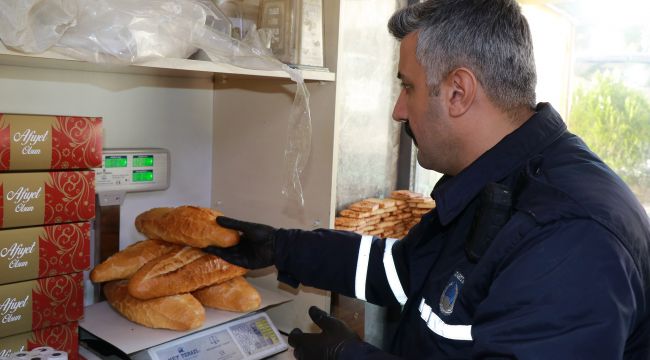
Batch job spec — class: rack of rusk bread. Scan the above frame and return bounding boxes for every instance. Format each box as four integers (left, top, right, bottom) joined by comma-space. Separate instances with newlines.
334, 190, 436, 238
0, 113, 102, 360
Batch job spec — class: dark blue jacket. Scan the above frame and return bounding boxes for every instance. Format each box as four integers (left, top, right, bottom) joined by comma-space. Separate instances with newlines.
274, 103, 650, 359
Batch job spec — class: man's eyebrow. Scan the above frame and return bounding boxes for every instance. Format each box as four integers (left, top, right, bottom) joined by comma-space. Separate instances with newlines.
397, 72, 403, 80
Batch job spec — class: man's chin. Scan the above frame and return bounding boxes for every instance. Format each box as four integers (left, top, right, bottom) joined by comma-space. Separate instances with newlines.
416, 153, 439, 172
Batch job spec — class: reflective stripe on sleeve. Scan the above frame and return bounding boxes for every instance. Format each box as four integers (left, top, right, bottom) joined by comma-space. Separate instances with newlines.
354, 235, 373, 301
383, 238, 408, 305
419, 298, 473, 341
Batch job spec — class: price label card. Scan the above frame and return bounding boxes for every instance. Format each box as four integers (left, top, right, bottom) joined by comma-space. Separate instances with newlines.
147, 312, 287, 360
230, 316, 282, 356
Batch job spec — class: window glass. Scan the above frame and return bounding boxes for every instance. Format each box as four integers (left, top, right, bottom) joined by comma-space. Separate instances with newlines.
523, 0, 650, 213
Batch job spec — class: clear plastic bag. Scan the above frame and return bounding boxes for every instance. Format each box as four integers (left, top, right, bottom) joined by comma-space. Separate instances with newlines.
56, 0, 232, 63
194, 19, 312, 206
0, 0, 77, 53
0, 0, 313, 207
215, 0, 260, 40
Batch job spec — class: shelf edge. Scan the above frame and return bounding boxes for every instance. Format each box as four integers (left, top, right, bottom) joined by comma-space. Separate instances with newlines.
0, 46, 335, 82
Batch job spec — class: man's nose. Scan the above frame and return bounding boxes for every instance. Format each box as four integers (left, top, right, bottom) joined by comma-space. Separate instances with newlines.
392, 90, 407, 123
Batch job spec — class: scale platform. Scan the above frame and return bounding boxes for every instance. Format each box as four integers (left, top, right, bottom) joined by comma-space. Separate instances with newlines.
80, 286, 292, 360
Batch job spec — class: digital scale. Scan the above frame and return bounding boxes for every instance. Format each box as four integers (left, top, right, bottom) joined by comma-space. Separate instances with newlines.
79, 290, 292, 360
80, 309, 289, 360
94, 148, 171, 206
88, 148, 172, 304
82, 148, 291, 360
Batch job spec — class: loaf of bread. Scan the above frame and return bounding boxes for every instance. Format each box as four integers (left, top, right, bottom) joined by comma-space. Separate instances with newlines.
192, 276, 261, 312
134, 207, 173, 233
128, 246, 247, 300
90, 239, 181, 283
135, 206, 240, 248
104, 280, 205, 331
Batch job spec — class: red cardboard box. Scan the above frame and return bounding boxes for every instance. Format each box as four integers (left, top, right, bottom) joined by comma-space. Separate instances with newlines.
0, 114, 102, 171
0, 322, 78, 360
0, 223, 90, 285
0, 273, 83, 338
0, 171, 95, 229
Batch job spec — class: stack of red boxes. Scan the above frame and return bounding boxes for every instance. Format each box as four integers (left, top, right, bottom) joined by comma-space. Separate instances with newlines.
0, 114, 101, 360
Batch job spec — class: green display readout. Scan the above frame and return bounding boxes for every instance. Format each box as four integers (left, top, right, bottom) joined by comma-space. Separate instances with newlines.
132, 170, 154, 182
105, 156, 128, 168
133, 155, 154, 167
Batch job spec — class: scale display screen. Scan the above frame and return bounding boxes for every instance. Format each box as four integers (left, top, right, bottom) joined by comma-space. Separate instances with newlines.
132, 170, 154, 182
94, 148, 169, 206
104, 156, 128, 168
133, 155, 154, 167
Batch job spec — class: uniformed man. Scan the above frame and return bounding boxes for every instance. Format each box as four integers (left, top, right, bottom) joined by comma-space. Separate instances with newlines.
205, 0, 650, 358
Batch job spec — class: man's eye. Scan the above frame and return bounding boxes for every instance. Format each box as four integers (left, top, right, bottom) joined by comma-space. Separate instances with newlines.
401, 83, 412, 90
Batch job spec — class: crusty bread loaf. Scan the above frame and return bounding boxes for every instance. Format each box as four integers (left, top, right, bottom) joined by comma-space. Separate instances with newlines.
134, 207, 173, 238
104, 280, 205, 331
128, 246, 247, 300
192, 276, 261, 312
90, 239, 181, 283
135, 206, 240, 248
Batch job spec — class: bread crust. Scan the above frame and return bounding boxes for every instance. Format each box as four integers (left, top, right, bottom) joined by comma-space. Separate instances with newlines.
128, 247, 247, 300
104, 280, 205, 331
193, 276, 261, 312
135, 206, 240, 248
134, 207, 173, 239
90, 239, 181, 283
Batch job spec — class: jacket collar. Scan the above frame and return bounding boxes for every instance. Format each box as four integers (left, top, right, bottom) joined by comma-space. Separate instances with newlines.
432, 103, 567, 226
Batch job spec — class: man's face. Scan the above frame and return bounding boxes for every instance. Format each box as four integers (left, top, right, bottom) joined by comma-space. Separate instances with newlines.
392, 32, 460, 175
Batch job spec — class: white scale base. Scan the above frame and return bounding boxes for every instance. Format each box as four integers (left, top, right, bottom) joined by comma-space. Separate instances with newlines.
81, 312, 288, 360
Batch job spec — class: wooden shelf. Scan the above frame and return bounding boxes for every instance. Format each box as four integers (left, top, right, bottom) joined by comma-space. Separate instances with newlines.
0, 45, 335, 82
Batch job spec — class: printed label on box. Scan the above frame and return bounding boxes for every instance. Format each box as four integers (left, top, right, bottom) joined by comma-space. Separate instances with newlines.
0, 273, 83, 338
0, 114, 102, 171
0, 280, 33, 336
0, 171, 95, 229
0, 227, 41, 282
0, 223, 90, 285
3, 173, 48, 228
8, 116, 53, 170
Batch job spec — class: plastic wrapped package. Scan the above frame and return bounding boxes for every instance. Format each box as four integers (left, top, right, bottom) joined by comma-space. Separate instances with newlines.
0, 0, 313, 207
215, 0, 260, 40
56, 0, 232, 63
0, 0, 77, 53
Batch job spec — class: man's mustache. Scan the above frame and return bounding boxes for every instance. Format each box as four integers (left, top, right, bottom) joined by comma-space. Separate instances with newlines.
404, 122, 417, 147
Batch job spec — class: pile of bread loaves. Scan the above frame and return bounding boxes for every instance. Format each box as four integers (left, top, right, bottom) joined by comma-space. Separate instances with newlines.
90, 206, 260, 331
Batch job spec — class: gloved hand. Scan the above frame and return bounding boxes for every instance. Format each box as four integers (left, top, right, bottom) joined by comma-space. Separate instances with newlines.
288, 306, 361, 360
202, 216, 277, 269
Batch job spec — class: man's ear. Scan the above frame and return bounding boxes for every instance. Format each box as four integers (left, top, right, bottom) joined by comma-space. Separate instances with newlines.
444, 67, 477, 117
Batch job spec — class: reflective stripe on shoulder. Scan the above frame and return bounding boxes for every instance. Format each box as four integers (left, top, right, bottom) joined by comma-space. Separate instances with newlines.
419, 298, 473, 341
355, 235, 373, 301
383, 238, 408, 305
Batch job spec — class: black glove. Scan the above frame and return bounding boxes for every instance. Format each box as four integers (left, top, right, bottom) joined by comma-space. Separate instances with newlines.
288, 306, 361, 360
202, 216, 277, 269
